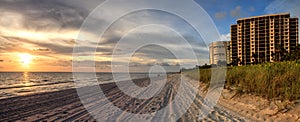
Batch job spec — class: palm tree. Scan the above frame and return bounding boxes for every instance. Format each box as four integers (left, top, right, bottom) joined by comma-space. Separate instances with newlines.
252, 52, 258, 64
273, 44, 288, 62
231, 57, 241, 66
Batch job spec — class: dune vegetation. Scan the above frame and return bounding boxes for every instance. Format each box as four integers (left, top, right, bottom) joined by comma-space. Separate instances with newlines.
184, 60, 300, 101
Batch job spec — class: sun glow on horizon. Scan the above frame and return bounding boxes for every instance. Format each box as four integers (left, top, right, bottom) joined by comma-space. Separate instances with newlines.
18, 53, 33, 66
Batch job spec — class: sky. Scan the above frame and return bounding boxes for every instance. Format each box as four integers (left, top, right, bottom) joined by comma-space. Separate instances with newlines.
0, 0, 299, 72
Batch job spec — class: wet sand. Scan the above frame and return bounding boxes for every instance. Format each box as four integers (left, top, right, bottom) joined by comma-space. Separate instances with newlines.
0, 74, 245, 122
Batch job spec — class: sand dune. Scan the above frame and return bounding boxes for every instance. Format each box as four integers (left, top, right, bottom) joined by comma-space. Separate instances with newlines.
218, 89, 300, 122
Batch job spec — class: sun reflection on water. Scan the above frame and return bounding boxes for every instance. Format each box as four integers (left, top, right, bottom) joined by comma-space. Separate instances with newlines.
23, 72, 28, 81
23, 72, 32, 86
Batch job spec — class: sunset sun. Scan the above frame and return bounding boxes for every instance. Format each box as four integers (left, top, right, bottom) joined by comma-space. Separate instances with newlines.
18, 53, 33, 66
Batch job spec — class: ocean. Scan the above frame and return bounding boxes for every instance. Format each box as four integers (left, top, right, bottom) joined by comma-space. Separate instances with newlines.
0, 72, 148, 99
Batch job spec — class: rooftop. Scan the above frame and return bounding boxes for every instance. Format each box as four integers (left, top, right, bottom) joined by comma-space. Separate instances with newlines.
237, 12, 290, 21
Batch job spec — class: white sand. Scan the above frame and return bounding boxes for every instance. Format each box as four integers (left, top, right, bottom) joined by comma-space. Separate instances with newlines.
1, 74, 253, 122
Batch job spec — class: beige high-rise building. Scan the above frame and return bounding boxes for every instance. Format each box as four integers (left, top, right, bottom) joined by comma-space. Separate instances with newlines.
209, 41, 230, 65
230, 13, 298, 65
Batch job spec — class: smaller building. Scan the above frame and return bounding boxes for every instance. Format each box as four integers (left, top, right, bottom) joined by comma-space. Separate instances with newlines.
209, 41, 230, 65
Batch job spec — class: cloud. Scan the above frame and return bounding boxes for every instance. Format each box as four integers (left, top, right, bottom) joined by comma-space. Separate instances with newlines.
265, 0, 300, 43
0, 36, 34, 53
0, 0, 215, 71
214, 12, 227, 19
0, 2, 209, 62
0, 0, 94, 65
89, 9, 210, 66
264, 0, 289, 14
0, 0, 90, 32
220, 33, 230, 41
34, 48, 50, 52
265, 0, 300, 16
52, 60, 72, 67
0, 36, 68, 53
230, 6, 242, 18
0, 35, 110, 57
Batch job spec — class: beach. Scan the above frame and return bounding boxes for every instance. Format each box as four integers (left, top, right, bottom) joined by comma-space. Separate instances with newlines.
219, 89, 300, 121
1, 0, 299, 121
1, 73, 299, 121
0, 74, 246, 122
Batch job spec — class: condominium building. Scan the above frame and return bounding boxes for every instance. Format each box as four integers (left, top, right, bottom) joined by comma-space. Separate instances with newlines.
209, 41, 230, 65
230, 13, 298, 65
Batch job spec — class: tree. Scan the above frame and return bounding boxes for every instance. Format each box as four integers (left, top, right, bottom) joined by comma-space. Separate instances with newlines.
252, 52, 258, 64
259, 52, 266, 63
273, 44, 288, 62
288, 45, 300, 61
239, 58, 245, 65
231, 57, 241, 66
271, 44, 300, 62
217, 60, 227, 66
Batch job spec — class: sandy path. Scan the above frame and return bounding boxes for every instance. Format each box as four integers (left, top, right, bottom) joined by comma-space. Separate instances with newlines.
0, 75, 245, 122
